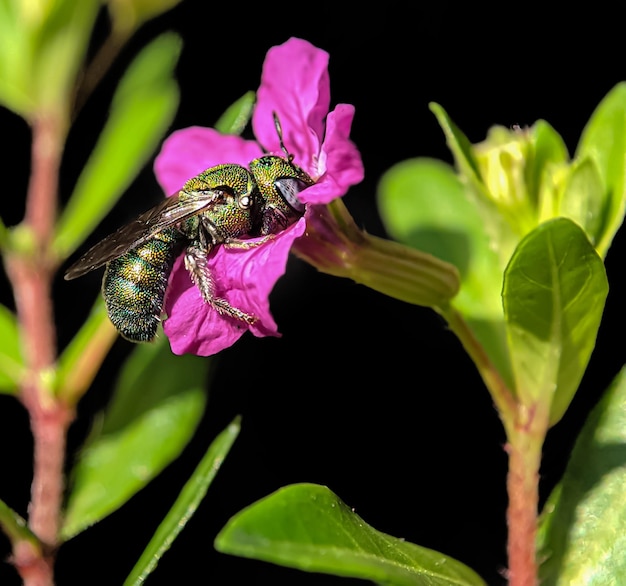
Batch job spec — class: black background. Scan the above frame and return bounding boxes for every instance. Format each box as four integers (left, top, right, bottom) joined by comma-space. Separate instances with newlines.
1, 3, 626, 585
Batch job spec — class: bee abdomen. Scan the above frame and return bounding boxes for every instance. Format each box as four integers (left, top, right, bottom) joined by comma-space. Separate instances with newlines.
102, 228, 185, 342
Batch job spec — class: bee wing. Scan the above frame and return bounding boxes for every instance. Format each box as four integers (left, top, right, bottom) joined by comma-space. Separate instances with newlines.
64, 189, 225, 280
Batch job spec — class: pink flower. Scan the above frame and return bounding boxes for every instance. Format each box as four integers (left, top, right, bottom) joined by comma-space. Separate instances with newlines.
154, 37, 364, 356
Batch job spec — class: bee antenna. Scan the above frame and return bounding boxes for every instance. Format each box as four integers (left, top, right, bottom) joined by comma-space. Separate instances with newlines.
272, 111, 293, 162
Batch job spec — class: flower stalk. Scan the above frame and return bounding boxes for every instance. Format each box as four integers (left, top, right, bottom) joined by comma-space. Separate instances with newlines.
292, 199, 460, 308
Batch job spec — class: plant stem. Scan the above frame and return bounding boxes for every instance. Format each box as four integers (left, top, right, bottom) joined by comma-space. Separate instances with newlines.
5, 110, 71, 586
443, 307, 546, 584
504, 404, 548, 586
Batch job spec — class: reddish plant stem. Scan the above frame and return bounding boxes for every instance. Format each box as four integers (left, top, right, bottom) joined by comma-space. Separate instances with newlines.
5, 111, 72, 585
504, 406, 546, 586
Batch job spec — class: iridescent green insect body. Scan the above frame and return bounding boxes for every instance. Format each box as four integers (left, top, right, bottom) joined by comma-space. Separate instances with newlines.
64, 129, 315, 343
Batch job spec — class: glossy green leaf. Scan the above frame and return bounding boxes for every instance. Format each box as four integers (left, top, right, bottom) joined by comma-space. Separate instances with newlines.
538, 364, 626, 584
124, 417, 241, 586
575, 82, 626, 257
54, 32, 181, 260
214, 91, 256, 135
503, 218, 607, 424
61, 337, 209, 540
0, 304, 23, 395
377, 157, 512, 388
216, 483, 487, 586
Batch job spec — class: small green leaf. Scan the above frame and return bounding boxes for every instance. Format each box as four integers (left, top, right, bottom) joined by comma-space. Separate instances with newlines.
124, 417, 241, 586
575, 82, 626, 257
377, 157, 513, 390
61, 337, 209, 540
215, 91, 255, 135
0, 497, 39, 550
0, 304, 23, 395
558, 157, 604, 246
54, 32, 181, 261
429, 103, 482, 183
503, 218, 608, 424
538, 364, 626, 584
430, 103, 518, 268
55, 296, 117, 404
527, 119, 569, 206
216, 483, 487, 586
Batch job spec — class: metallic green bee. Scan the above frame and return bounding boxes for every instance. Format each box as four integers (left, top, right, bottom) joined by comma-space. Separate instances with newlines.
64, 124, 315, 342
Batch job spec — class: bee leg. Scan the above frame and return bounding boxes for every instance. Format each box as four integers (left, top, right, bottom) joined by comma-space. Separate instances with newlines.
223, 234, 275, 250
184, 245, 258, 324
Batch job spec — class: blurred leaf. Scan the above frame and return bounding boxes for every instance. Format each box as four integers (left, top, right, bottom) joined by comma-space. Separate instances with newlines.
216, 483, 487, 586
538, 364, 626, 584
54, 32, 181, 261
32, 0, 100, 112
0, 497, 39, 550
61, 337, 210, 540
0, 0, 99, 117
0, 0, 34, 115
106, 0, 182, 33
0, 304, 23, 395
214, 91, 255, 135
575, 82, 626, 257
503, 218, 607, 424
124, 416, 240, 586
377, 157, 513, 389
55, 296, 118, 404
429, 103, 482, 183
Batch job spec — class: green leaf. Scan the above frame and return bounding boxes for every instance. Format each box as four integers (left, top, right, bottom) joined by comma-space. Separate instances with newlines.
214, 91, 255, 135
54, 32, 181, 261
0, 497, 39, 550
215, 483, 487, 586
61, 337, 209, 540
558, 158, 604, 246
0, 0, 34, 115
429, 102, 517, 268
502, 218, 608, 424
377, 157, 513, 390
55, 296, 116, 404
32, 0, 99, 112
575, 82, 626, 257
538, 364, 626, 584
429, 103, 482, 183
124, 417, 241, 586
0, 304, 23, 395
530, 120, 570, 220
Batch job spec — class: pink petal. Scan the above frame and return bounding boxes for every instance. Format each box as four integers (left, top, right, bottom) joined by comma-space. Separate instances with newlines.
154, 127, 263, 195
253, 37, 330, 169
164, 219, 306, 356
299, 105, 364, 205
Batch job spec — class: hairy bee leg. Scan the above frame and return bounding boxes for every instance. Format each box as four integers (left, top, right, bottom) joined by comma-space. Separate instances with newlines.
184, 245, 258, 324
223, 234, 275, 250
